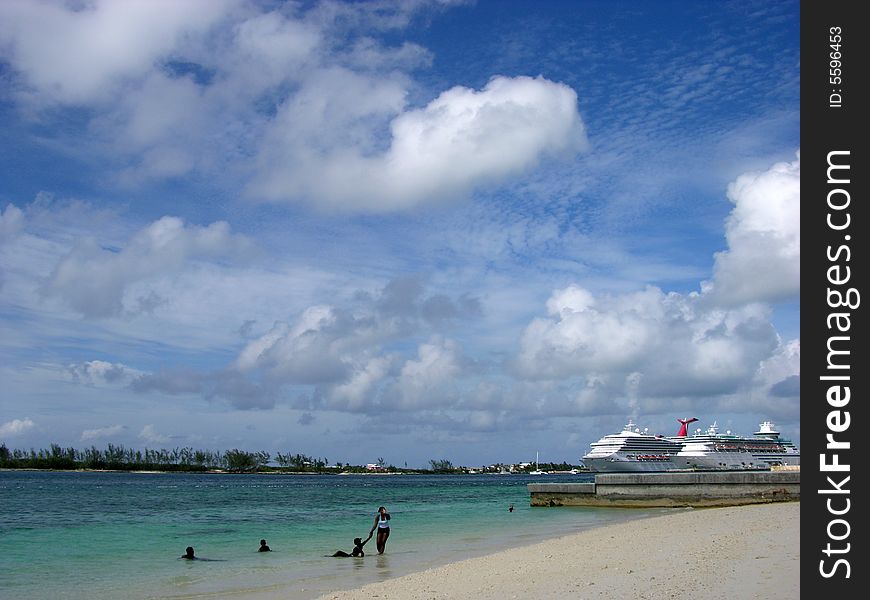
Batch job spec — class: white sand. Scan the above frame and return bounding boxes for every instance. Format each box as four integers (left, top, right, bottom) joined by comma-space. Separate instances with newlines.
315, 501, 799, 600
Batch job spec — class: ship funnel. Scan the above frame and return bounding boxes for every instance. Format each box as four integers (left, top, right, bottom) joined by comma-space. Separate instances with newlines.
676, 417, 699, 437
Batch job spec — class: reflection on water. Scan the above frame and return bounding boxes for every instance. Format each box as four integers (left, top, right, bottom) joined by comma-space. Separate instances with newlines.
351, 557, 367, 573
374, 553, 392, 579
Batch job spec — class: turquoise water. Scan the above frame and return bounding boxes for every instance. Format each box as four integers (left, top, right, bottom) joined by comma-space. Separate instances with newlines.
1, 471, 672, 599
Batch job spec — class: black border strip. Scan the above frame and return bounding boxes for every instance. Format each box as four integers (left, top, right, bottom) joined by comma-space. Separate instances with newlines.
803, 1, 866, 595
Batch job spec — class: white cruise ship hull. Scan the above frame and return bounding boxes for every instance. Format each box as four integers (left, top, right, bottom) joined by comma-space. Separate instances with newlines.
672, 450, 767, 470
582, 455, 682, 472
581, 418, 800, 473
673, 442, 800, 471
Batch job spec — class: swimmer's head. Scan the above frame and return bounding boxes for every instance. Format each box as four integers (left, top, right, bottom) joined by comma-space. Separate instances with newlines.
354, 537, 362, 545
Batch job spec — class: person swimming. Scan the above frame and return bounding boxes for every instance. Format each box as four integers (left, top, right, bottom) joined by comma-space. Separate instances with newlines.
179, 546, 223, 561
258, 539, 271, 552
331, 534, 371, 557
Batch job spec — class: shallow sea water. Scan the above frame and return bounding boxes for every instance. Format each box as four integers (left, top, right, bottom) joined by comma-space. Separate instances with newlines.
0, 470, 673, 599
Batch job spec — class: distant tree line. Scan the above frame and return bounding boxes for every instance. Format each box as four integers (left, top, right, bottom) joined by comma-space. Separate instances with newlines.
430, 460, 583, 473
0, 443, 326, 473
521, 461, 579, 472
274, 452, 327, 469
429, 458, 456, 472
0, 442, 582, 474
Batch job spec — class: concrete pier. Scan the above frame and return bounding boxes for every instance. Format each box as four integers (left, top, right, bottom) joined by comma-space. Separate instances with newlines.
528, 471, 800, 507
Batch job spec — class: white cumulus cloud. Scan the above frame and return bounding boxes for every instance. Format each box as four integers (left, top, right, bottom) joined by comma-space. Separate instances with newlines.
516, 284, 779, 400
0, 0, 233, 105
43, 216, 252, 318
234, 305, 352, 384
387, 337, 464, 410
2, 3, 577, 212
0, 204, 24, 242
512, 153, 800, 414
139, 424, 170, 445
0, 417, 35, 437
705, 152, 800, 305
325, 355, 396, 411
254, 75, 587, 211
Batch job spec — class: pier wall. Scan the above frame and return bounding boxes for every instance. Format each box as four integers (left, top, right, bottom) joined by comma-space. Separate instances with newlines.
528, 471, 799, 507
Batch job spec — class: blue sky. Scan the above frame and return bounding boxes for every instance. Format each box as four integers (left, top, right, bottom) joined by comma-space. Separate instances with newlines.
0, 0, 799, 467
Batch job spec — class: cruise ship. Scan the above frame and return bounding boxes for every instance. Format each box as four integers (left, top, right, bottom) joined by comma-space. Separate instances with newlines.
580, 419, 689, 472
672, 421, 800, 470
582, 418, 799, 472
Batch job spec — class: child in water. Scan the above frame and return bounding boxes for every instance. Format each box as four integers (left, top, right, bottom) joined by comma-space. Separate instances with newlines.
331, 533, 372, 557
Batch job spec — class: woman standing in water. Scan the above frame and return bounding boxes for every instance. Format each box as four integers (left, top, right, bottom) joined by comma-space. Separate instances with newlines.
369, 506, 391, 554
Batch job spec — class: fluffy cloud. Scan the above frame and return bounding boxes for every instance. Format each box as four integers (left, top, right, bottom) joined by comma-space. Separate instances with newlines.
385, 76, 586, 198
512, 154, 800, 417
322, 355, 396, 411
234, 306, 356, 384
1, 3, 585, 211
705, 152, 800, 305
0, 417, 35, 437
125, 277, 480, 412
138, 424, 170, 445
234, 278, 479, 386
69, 360, 139, 385
0, 204, 24, 242
516, 284, 779, 399
43, 216, 252, 318
748, 339, 800, 419
0, 0, 233, 105
253, 75, 588, 210
752, 339, 800, 395
232, 10, 321, 76
387, 337, 464, 410
306, 337, 466, 415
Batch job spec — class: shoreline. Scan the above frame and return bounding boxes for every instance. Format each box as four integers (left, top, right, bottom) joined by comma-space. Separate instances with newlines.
314, 501, 799, 600
0, 467, 590, 476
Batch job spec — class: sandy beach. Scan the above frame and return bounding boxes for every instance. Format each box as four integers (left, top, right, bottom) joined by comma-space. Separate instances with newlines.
316, 501, 799, 600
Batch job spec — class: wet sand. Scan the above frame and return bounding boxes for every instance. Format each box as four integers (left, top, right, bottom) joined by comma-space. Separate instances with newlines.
315, 501, 799, 600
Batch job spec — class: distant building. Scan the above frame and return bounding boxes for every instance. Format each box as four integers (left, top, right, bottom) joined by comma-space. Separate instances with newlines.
365, 463, 384, 471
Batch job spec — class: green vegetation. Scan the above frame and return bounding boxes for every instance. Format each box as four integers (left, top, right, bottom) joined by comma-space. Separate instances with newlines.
0, 442, 584, 473
0, 442, 400, 473
428, 458, 456, 473
0, 443, 323, 472
1, 442, 222, 471
518, 461, 582, 473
